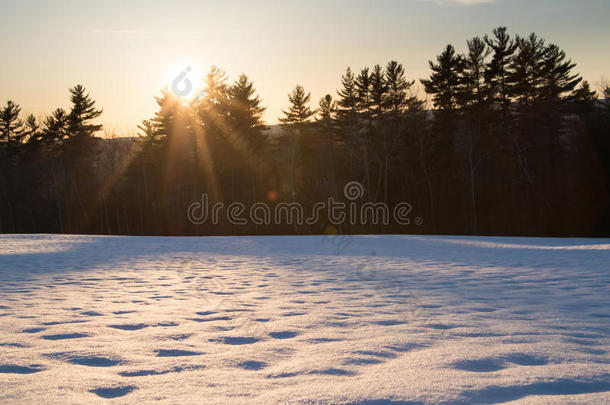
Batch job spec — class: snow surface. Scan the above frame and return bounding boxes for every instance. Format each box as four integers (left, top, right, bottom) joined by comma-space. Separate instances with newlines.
0, 234, 609, 404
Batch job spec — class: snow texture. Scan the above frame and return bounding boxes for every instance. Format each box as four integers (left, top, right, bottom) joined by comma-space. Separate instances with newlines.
0, 234, 609, 404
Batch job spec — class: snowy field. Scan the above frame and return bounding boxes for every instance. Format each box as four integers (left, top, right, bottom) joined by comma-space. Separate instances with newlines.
0, 234, 609, 404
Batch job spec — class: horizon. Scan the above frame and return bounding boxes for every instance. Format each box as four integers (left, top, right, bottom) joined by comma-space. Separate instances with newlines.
1, 0, 609, 136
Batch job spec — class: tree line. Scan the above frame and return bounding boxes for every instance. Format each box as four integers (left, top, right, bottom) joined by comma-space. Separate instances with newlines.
1, 27, 609, 236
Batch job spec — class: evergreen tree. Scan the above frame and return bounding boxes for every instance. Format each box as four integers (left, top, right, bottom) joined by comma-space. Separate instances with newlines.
42, 108, 69, 142
137, 119, 162, 147
22, 114, 41, 144
335, 67, 361, 188
459, 37, 490, 108
459, 37, 491, 233
315, 94, 339, 197
228, 74, 267, 150
151, 89, 180, 141
198, 66, 231, 157
509, 33, 547, 106
485, 27, 517, 111
571, 81, 598, 112
227, 74, 268, 202
279, 85, 315, 125
279, 85, 315, 199
385, 61, 416, 118
199, 66, 230, 118
421, 45, 463, 111
539, 44, 582, 103
370, 64, 388, 118
336, 67, 359, 123
317, 94, 337, 132
67, 85, 103, 138
355, 68, 373, 119
0, 100, 23, 149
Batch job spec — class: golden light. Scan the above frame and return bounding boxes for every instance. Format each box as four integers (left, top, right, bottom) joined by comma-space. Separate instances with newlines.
165, 64, 204, 102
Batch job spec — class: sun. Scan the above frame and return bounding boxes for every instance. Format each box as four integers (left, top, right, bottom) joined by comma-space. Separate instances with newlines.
166, 64, 204, 101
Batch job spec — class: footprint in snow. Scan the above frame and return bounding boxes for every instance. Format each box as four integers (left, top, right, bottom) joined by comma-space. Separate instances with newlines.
0, 343, 28, 348
80, 311, 103, 316
22, 327, 46, 333
119, 365, 205, 377
190, 316, 232, 322
269, 331, 298, 339
0, 364, 45, 374
343, 357, 384, 366
236, 361, 267, 370
45, 352, 125, 367
42, 333, 90, 340
452, 358, 506, 372
155, 349, 203, 357
211, 336, 260, 345
372, 320, 407, 326
503, 353, 549, 366
108, 323, 149, 331
89, 385, 137, 399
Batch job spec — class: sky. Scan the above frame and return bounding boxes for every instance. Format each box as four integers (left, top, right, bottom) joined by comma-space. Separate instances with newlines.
1, 0, 609, 135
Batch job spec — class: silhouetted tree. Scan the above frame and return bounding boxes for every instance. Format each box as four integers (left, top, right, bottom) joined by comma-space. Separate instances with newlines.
279, 85, 315, 199
485, 27, 517, 113
0, 100, 23, 151
421, 45, 463, 112
1, 28, 608, 237
67, 85, 103, 139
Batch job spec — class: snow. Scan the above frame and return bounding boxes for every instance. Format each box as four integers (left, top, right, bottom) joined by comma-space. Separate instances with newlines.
0, 234, 609, 404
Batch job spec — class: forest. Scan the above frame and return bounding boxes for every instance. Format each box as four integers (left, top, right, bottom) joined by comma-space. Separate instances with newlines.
1, 27, 609, 236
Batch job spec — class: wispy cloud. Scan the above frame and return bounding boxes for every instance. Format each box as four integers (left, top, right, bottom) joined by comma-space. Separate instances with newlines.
0, 28, 206, 36
427, 0, 497, 5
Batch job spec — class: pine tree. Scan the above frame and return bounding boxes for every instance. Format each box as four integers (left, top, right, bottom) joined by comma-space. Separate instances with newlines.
485, 27, 517, 111
199, 66, 230, 116
198, 66, 231, 149
228, 74, 267, 150
385, 61, 416, 118
316, 94, 339, 196
0, 100, 23, 149
279, 85, 315, 125
539, 44, 582, 103
370, 64, 388, 118
279, 85, 315, 199
355, 68, 373, 119
335, 67, 361, 187
571, 81, 598, 112
421, 45, 463, 111
137, 119, 162, 147
336, 67, 359, 123
151, 89, 180, 141
458, 38, 491, 234
42, 108, 69, 142
317, 94, 337, 131
509, 33, 547, 106
421, 45, 465, 231
22, 114, 41, 144
459, 37, 490, 108
370, 63, 390, 202
67, 85, 103, 138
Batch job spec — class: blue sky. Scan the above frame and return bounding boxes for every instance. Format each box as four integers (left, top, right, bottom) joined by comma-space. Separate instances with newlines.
1, 0, 608, 132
